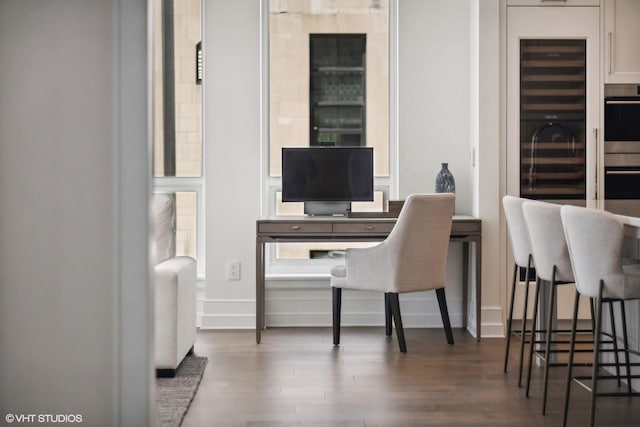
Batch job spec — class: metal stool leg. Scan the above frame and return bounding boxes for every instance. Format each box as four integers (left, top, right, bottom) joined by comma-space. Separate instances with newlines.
563, 289, 580, 427
608, 300, 621, 386
518, 257, 533, 387
526, 277, 542, 398
620, 301, 632, 394
504, 263, 519, 373
588, 282, 604, 427
542, 269, 557, 415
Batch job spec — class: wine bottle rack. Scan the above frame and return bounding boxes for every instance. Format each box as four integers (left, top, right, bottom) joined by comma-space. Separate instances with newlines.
520, 39, 587, 199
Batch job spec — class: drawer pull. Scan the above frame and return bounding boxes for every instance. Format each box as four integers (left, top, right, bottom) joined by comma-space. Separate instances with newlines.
291, 225, 301, 230
365, 226, 375, 231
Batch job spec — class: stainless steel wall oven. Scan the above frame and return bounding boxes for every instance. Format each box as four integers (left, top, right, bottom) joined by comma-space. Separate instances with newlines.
604, 84, 640, 216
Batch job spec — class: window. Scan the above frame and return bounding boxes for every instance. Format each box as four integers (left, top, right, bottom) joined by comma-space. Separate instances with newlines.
153, 0, 204, 276
263, 0, 396, 269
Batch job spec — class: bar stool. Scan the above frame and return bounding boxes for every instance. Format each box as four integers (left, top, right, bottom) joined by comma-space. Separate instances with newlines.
522, 200, 595, 415
502, 195, 535, 386
561, 205, 640, 427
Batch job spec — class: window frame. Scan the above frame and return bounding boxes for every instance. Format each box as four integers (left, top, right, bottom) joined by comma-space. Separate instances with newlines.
154, 176, 206, 279
151, 0, 204, 279
260, 0, 398, 277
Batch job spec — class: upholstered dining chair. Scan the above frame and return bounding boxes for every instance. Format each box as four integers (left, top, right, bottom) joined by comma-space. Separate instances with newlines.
561, 205, 640, 427
330, 193, 455, 353
522, 200, 582, 415
502, 195, 535, 386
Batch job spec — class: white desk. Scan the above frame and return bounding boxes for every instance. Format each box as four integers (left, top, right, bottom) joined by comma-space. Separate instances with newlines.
255, 215, 482, 343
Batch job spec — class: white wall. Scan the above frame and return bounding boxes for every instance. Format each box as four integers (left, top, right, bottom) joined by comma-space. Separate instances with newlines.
0, 1, 152, 425
203, 0, 261, 313
399, 0, 473, 211
202, 0, 504, 337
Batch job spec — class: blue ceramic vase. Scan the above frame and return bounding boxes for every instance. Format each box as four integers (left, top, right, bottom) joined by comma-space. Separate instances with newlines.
435, 163, 456, 194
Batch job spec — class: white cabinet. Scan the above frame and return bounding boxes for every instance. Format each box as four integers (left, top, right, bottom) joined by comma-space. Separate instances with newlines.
507, 0, 599, 6
604, 0, 640, 83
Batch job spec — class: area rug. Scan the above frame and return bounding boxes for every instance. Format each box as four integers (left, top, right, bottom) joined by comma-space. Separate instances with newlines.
156, 355, 208, 427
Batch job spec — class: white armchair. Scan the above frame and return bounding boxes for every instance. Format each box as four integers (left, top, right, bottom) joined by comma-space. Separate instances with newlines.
152, 193, 197, 377
330, 193, 456, 352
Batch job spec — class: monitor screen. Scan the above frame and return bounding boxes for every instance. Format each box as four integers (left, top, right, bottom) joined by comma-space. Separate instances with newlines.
281, 147, 374, 202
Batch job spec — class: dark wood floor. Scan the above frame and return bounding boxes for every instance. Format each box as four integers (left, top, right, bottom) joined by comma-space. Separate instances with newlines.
180, 327, 640, 427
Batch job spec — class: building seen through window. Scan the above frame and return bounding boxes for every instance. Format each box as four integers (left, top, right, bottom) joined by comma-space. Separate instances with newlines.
268, 0, 391, 261
269, 0, 389, 177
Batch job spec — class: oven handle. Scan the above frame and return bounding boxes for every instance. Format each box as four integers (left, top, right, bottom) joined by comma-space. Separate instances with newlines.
606, 170, 640, 175
605, 100, 640, 105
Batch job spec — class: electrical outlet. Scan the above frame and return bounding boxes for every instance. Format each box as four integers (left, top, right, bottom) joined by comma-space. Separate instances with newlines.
226, 260, 241, 280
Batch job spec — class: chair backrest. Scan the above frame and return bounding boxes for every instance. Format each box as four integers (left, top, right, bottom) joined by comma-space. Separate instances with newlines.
522, 200, 573, 283
561, 205, 625, 298
386, 193, 455, 293
151, 193, 176, 266
502, 195, 533, 268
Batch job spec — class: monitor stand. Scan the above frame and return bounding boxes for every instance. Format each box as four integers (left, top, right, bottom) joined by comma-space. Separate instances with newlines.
304, 201, 350, 216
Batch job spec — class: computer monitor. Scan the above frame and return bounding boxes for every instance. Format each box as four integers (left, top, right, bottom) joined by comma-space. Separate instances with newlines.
281, 147, 374, 215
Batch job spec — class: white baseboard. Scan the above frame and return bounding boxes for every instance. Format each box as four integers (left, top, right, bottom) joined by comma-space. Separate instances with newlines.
200, 299, 255, 329
197, 293, 503, 336
480, 305, 504, 337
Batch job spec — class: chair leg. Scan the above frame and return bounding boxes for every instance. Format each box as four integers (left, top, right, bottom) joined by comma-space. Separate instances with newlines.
526, 277, 542, 398
542, 273, 557, 415
620, 301, 632, 394
563, 289, 581, 427
436, 288, 454, 345
384, 293, 392, 337
504, 263, 519, 372
518, 257, 533, 387
332, 287, 342, 346
589, 281, 605, 427
388, 293, 406, 353
608, 301, 621, 386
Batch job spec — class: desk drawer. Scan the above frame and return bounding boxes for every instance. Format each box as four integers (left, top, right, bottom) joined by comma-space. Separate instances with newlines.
333, 222, 395, 234
451, 221, 481, 235
258, 222, 332, 234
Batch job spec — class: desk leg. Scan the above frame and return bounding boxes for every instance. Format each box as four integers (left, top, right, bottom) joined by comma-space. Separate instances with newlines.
462, 242, 469, 330
256, 240, 265, 343
475, 239, 482, 341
